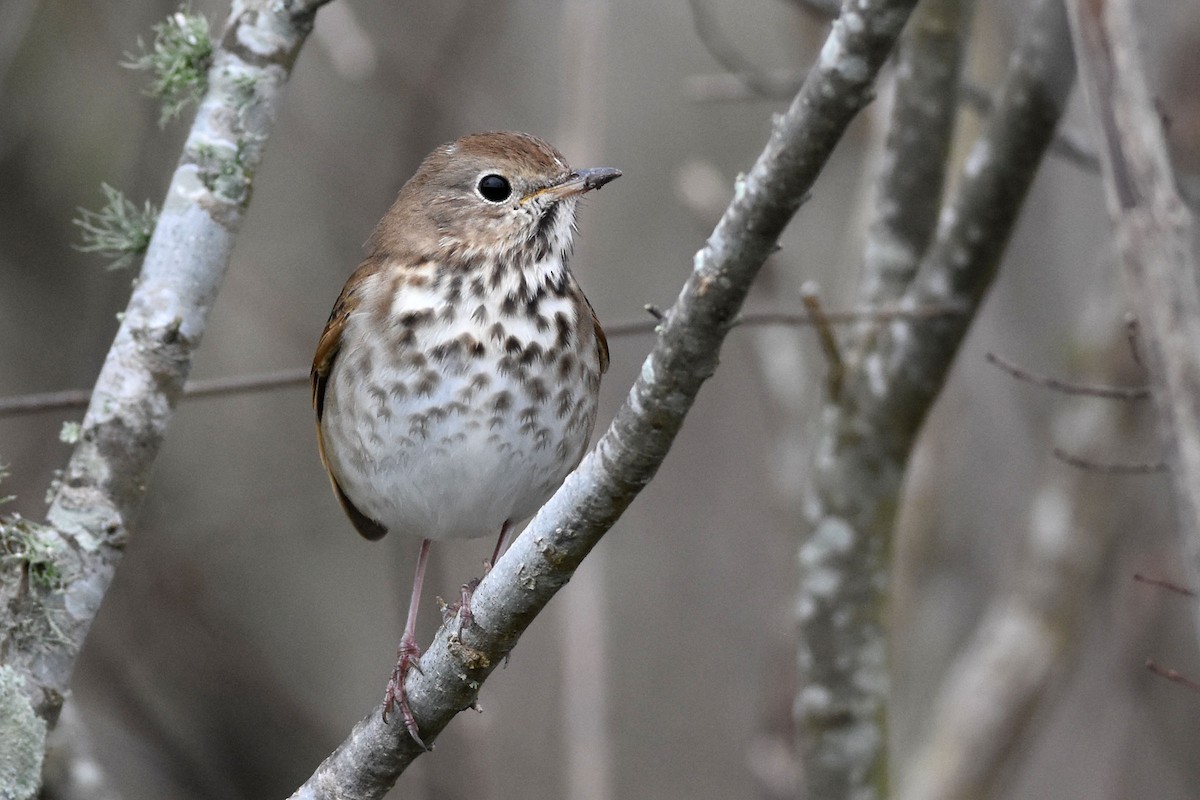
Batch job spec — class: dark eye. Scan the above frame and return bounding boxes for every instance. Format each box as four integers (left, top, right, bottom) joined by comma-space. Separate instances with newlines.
477, 174, 512, 202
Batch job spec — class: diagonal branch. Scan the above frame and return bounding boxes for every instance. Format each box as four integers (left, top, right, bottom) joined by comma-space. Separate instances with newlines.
0, 0, 334, 771
1066, 0, 1200, 647
289, 1, 920, 796
795, 0, 1076, 796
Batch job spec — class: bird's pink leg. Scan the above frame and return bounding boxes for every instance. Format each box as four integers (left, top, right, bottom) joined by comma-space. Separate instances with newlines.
453, 520, 514, 634
384, 538, 431, 749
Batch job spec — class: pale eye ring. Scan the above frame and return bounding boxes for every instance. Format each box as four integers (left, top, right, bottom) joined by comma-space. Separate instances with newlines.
477, 174, 512, 203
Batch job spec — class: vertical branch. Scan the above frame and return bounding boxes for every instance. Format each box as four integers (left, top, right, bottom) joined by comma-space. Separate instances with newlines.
860, 0, 975, 306
1066, 0, 1200, 645
0, 0, 333, 736
795, 1, 1076, 796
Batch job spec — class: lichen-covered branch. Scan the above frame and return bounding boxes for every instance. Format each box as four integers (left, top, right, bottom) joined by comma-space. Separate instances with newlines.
289, 1, 919, 796
1066, 0, 1200, 646
861, 0, 974, 305
795, 1, 1076, 797
0, 0, 332, 790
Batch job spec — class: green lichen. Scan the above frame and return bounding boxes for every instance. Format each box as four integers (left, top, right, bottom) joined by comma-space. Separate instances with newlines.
124, 7, 213, 126
72, 183, 159, 271
1, 516, 65, 593
192, 138, 254, 204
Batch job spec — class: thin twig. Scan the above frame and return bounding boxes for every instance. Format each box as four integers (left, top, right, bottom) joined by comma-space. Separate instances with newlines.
685, 0, 796, 99
799, 282, 844, 399
1146, 660, 1200, 695
1124, 312, 1143, 367
1133, 573, 1197, 598
1052, 448, 1166, 474
0, 305, 967, 418
985, 351, 1150, 399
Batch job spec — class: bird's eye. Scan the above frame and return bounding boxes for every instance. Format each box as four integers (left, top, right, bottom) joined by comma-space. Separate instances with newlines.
477, 174, 512, 203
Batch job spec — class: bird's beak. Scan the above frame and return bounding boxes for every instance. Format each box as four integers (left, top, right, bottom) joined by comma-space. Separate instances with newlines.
525, 167, 622, 203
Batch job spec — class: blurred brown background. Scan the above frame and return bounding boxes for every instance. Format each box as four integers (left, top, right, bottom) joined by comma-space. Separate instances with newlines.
2, 0, 1200, 797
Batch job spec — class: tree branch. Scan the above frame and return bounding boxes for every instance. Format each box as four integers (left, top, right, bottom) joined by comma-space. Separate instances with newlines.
0, 1, 331, 788
861, 0, 974, 305
1066, 0, 1200, 647
795, 1, 1076, 796
289, 1, 919, 795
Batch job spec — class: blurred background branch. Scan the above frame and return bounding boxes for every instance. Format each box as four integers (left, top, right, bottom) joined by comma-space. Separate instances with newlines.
795, 0, 1074, 795
1068, 0, 1200, 648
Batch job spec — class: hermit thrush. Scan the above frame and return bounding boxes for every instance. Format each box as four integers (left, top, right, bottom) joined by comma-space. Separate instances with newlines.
311, 132, 620, 745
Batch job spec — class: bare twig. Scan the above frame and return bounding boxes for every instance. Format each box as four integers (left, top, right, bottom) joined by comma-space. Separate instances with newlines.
1146, 660, 1200, 695
799, 282, 844, 399
290, 2, 918, 795
685, 0, 798, 98
1124, 312, 1143, 366
986, 351, 1150, 399
1133, 573, 1196, 598
1067, 0, 1200, 645
1052, 447, 1166, 474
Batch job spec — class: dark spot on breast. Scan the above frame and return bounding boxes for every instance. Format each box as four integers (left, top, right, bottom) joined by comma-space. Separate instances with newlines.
501, 295, 519, 316
504, 336, 522, 354
459, 332, 485, 357
554, 312, 572, 348
555, 388, 573, 418
472, 304, 488, 324
492, 391, 513, 413
558, 353, 576, 380
445, 274, 463, 303
525, 286, 545, 317
429, 339, 463, 362
399, 309, 435, 327
489, 322, 507, 343
415, 370, 441, 397
471, 277, 486, 298
520, 342, 544, 366
525, 378, 548, 403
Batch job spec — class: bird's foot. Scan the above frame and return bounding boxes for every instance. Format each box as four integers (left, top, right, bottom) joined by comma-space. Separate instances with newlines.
441, 578, 482, 637
383, 634, 428, 749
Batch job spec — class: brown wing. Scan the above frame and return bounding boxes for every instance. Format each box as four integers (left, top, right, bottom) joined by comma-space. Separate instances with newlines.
588, 300, 609, 374
312, 262, 388, 541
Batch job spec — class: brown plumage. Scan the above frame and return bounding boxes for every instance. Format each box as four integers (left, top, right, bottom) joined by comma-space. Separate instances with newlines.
310, 132, 619, 745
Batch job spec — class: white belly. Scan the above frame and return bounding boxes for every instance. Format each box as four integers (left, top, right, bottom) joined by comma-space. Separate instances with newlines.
320, 281, 600, 541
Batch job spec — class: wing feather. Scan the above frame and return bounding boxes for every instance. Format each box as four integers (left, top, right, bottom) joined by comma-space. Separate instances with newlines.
311, 261, 389, 541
